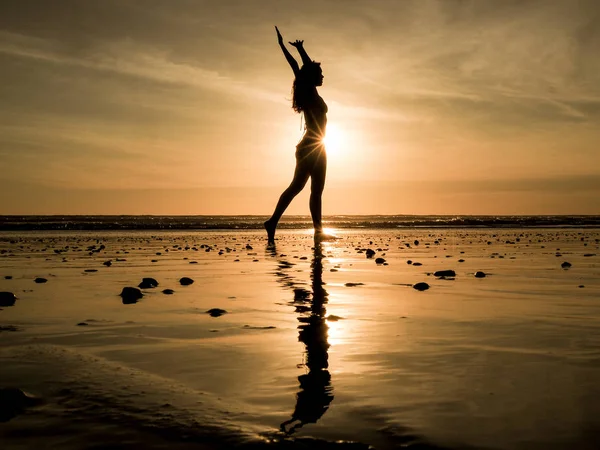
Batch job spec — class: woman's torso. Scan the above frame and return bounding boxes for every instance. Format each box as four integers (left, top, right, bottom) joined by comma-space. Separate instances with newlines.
302, 94, 328, 141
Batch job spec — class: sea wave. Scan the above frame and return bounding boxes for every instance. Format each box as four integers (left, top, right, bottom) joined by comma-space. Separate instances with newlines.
1, 215, 599, 231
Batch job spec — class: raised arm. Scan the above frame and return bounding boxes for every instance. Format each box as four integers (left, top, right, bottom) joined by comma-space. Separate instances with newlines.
275, 26, 299, 77
289, 40, 312, 66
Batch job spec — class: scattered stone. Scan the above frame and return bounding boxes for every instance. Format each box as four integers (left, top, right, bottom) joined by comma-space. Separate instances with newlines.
206, 308, 227, 317
138, 277, 159, 289
34, 277, 47, 284
0, 292, 16, 307
407, 260, 413, 265
412, 262, 422, 266
77, 322, 88, 326
578, 285, 585, 288
0, 325, 21, 332
326, 315, 344, 321
344, 282, 365, 287
243, 325, 276, 330
179, 277, 194, 286
4, 276, 12, 280
365, 249, 376, 258
119, 287, 143, 304
458, 259, 465, 263
474, 271, 486, 278
0, 388, 44, 422
434, 270, 456, 278
583, 254, 595, 257
375, 257, 386, 265
413, 282, 430, 291
103, 261, 112, 267
162, 289, 175, 295
84, 269, 98, 273
561, 261, 572, 269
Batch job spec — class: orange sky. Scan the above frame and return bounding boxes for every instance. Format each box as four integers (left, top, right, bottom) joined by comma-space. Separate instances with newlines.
1, 0, 599, 215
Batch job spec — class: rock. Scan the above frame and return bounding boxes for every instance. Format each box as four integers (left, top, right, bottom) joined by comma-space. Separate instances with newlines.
84, 269, 98, 273
179, 277, 194, 286
412, 262, 422, 266
103, 260, 112, 267
34, 277, 47, 283
561, 261, 572, 269
365, 249, 376, 258
344, 282, 365, 287
414, 240, 419, 246
326, 315, 344, 321
434, 270, 456, 278
0, 292, 16, 307
119, 287, 143, 304
162, 289, 175, 295
138, 277, 159, 289
412, 282, 430, 291
77, 322, 88, 326
407, 260, 413, 265
0, 388, 43, 422
474, 271, 486, 278
206, 308, 227, 317
375, 257, 386, 265
4, 276, 12, 280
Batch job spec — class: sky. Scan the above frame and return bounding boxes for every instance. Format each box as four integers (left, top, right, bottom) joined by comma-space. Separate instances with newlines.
1, 0, 599, 215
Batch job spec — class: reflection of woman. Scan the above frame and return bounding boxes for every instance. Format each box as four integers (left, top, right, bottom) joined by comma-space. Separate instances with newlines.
280, 243, 334, 435
264, 26, 331, 244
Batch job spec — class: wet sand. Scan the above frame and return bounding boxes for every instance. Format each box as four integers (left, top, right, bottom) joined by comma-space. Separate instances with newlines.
1, 228, 599, 449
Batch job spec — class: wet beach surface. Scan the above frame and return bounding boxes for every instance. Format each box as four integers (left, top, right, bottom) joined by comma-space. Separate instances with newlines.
1, 229, 599, 449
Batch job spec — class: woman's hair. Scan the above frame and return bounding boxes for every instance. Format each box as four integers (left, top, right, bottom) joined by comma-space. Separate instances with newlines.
292, 61, 321, 113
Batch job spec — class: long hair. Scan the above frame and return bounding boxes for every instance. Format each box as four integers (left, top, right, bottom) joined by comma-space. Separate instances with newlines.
292, 62, 321, 113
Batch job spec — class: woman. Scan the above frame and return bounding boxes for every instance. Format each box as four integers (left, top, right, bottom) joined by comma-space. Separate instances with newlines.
264, 26, 333, 244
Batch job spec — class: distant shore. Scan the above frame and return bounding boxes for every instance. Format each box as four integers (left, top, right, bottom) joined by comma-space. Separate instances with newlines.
1, 214, 600, 231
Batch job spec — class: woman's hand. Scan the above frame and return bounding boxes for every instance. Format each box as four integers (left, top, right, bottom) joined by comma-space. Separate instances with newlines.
275, 26, 284, 44
289, 39, 304, 48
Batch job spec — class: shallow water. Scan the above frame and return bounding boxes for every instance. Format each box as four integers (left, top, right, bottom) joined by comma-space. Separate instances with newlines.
1, 229, 599, 449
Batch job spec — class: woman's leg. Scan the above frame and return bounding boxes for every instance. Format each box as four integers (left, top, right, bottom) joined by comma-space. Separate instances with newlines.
265, 162, 310, 242
309, 150, 327, 234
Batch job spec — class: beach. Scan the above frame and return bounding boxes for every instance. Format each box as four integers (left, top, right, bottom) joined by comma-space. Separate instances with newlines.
1, 227, 599, 449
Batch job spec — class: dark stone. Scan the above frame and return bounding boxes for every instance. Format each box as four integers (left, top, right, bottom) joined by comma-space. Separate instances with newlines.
365, 249, 376, 258
0, 292, 16, 307
119, 287, 143, 304
206, 308, 227, 317
4, 276, 12, 280
34, 277, 47, 283
412, 262, 422, 266
475, 271, 486, 278
326, 315, 344, 321
77, 322, 88, 326
414, 240, 419, 246
138, 277, 159, 289
407, 260, 413, 265
413, 282, 430, 291
0, 388, 43, 422
84, 269, 98, 273
162, 289, 175, 295
561, 261, 572, 269
344, 282, 365, 287
179, 277, 194, 286
103, 260, 112, 267
375, 257, 386, 264
434, 270, 456, 278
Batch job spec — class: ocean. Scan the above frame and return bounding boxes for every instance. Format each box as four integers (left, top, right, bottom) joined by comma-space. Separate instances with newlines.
1, 215, 599, 230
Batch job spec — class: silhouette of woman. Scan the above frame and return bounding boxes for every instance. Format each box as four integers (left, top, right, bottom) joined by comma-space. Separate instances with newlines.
264, 26, 333, 244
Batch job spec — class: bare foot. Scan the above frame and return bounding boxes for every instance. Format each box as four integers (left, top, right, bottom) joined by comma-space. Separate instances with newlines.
264, 219, 276, 244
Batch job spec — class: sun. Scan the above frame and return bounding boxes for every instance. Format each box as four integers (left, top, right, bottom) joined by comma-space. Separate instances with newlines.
322, 123, 344, 157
